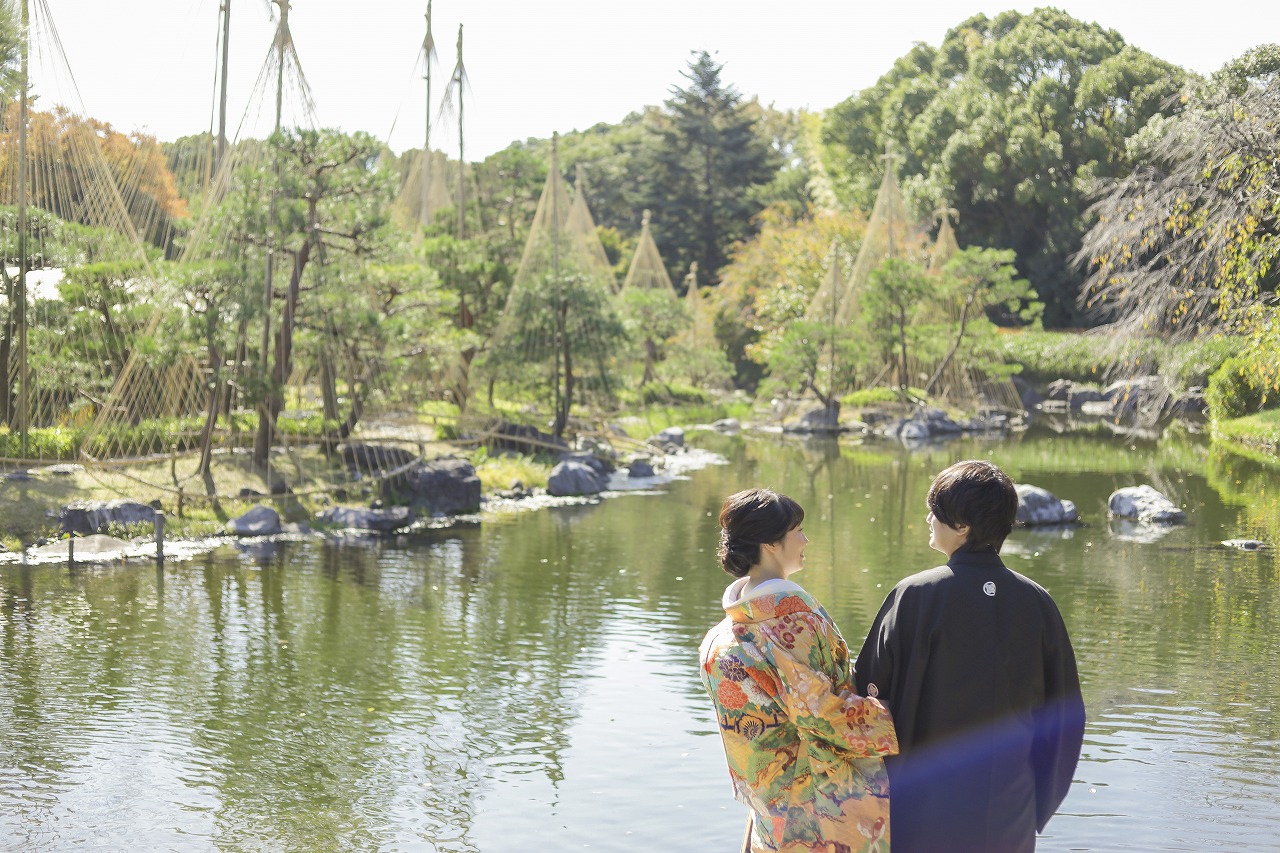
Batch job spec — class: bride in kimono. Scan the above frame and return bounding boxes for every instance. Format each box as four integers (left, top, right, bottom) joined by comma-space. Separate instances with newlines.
700, 488, 898, 853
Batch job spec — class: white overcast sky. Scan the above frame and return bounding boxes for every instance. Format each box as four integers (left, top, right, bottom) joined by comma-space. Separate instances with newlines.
30, 0, 1280, 160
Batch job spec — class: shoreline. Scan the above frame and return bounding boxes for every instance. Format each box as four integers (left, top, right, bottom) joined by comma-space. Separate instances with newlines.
0, 445, 730, 568
4, 399, 1277, 569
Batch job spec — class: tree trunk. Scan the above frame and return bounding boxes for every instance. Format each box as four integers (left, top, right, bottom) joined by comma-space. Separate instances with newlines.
1, 265, 13, 426
897, 305, 910, 391
226, 312, 249, 416
197, 322, 223, 479
0, 332, 10, 427
319, 348, 340, 457
254, 221, 315, 468
925, 285, 979, 394
641, 337, 658, 385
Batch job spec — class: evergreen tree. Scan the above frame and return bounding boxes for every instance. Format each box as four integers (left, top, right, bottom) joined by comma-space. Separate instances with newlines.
641, 51, 779, 284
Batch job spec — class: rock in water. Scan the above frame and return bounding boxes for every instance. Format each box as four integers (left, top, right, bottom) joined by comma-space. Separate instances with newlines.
1108, 485, 1186, 524
227, 505, 283, 537
547, 460, 608, 496
59, 500, 157, 536
398, 457, 482, 516
1221, 539, 1267, 551
648, 426, 685, 448
317, 506, 414, 531
1015, 485, 1079, 526
627, 457, 656, 478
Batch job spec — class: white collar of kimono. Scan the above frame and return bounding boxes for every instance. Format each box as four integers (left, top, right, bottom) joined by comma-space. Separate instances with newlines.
723, 576, 806, 608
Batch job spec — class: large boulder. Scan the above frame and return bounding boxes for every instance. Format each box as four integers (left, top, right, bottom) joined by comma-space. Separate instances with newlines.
1011, 375, 1042, 409
227, 505, 283, 537
1108, 485, 1186, 524
922, 407, 963, 434
59, 500, 156, 536
1068, 387, 1104, 408
627, 457, 656, 478
787, 405, 841, 433
1044, 380, 1104, 410
547, 460, 609, 496
877, 408, 962, 442
1045, 379, 1074, 401
1170, 387, 1208, 419
1015, 485, 1079, 526
342, 443, 418, 473
1102, 375, 1170, 419
485, 421, 568, 454
899, 420, 931, 441
399, 457, 482, 516
648, 426, 685, 449
317, 506, 414, 531
559, 451, 614, 476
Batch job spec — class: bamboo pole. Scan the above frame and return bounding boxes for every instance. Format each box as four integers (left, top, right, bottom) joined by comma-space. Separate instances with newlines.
420, 0, 434, 227
17, 0, 30, 456
455, 24, 464, 239
217, 0, 231, 170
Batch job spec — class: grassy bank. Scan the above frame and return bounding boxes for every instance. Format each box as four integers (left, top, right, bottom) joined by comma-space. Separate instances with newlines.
0, 395, 746, 549
997, 329, 1238, 390
1213, 409, 1280, 455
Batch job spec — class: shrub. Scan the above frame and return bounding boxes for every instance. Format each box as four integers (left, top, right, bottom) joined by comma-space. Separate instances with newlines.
1000, 330, 1239, 391
1206, 356, 1273, 420
1163, 336, 1239, 389
840, 387, 929, 408
634, 383, 710, 406
0, 426, 82, 460
998, 330, 1165, 385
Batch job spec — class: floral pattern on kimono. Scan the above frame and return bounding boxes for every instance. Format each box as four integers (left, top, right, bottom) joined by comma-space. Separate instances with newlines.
700, 581, 898, 853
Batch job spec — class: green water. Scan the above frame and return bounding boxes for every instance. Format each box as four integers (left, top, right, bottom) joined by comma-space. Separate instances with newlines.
2, 429, 1279, 851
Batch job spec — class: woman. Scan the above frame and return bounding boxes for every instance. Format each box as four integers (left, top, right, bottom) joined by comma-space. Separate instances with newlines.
700, 488, 898, 853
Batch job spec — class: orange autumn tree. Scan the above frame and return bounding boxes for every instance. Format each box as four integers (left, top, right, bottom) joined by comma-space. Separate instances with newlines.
0, 104, 188, 252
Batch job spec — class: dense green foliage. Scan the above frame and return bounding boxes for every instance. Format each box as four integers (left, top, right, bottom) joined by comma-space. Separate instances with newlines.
1079, 47, 1280, 410
1207, 356, 1277, 420
637, 51, 781, 283
998, 330, 1238, 390
7, 19, 1280, 471
821, 9, 1188, 326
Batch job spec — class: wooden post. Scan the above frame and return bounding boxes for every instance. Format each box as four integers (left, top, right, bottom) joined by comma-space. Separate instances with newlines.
154, 511, 165, 564
67, 531, 75, 568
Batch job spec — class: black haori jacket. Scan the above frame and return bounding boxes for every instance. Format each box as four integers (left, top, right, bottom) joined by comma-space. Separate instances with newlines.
854, 549, 1085, 853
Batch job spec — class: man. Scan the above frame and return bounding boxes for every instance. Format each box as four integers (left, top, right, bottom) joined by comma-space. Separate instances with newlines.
854, 460, 1085, 853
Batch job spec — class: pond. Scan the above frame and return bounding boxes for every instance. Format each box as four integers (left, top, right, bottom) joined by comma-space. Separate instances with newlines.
2, 427, 1279, 851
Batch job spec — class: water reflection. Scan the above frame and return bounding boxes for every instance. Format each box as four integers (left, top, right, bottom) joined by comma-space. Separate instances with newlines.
1, 428, 1278, 850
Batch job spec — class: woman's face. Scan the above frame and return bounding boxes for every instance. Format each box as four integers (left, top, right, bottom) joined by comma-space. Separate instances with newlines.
926, 509, 968, 557
774, 525, 809, 575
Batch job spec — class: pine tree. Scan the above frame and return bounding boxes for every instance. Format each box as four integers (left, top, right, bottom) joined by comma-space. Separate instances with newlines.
642, 51, 778, 285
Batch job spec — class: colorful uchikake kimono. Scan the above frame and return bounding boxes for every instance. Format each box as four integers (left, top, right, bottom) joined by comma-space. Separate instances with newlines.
700, 578, 898, 853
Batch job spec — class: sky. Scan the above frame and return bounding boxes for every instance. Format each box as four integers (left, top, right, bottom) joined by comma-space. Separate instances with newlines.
30, 0, 1280, 161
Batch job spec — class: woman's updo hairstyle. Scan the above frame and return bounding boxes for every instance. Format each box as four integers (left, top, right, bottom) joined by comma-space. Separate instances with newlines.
717, 488, 805, 577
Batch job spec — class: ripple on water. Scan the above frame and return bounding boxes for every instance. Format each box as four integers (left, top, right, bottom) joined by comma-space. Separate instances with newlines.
1044, 702, 1280, 852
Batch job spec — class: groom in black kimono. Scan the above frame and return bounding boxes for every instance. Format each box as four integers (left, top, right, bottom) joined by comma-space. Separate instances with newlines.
855, 460, 1085, 853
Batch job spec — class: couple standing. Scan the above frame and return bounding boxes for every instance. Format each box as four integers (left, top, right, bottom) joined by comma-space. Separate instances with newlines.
699, 461, 1086, 853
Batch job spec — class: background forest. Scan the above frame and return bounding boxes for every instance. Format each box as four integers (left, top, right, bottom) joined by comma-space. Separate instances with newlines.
3, 7, 1279, 473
